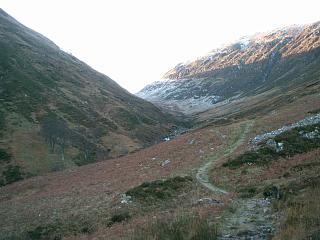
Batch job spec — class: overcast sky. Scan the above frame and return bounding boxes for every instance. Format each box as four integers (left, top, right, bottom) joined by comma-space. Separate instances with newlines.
1, 0, 320, 93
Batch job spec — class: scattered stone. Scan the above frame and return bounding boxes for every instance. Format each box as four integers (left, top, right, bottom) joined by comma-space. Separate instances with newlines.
120, 194, 132, 204
251, 113, 320, 146
266, 139, 284, 152
197, 197, 223, 205
277, 142, 284, 152
219, 198, 274, 240
189, 139, 195, 145
161, 159, 171, 167
302, 129, 319, 139
163, 127, 188, 142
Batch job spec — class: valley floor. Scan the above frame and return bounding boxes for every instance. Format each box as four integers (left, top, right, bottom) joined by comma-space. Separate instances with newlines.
0, 90, 320, 240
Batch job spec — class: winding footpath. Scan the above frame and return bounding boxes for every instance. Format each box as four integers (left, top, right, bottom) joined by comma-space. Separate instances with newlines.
196, 121, 253, 195
196, 121, 276, 239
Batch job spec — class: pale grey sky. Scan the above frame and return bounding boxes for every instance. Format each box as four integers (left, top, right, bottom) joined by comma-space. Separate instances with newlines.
1, 0, 319, 93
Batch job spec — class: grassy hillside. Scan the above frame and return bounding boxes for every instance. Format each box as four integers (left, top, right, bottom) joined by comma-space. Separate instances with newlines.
0, 9, 179, 184
0, 90, 319, 239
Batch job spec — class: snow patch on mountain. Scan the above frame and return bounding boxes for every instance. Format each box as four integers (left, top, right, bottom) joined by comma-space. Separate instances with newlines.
239, 36, 251, 49
137, 22, 319, 115
136, 78, 224, 114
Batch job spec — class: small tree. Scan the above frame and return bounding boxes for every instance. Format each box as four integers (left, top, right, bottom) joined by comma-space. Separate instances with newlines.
72, 133, 97, 166
41, 115, 69, 161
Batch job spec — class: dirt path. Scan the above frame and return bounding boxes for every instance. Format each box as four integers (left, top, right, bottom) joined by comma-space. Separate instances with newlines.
195, 120, 277, 239
196, 121, 253, 194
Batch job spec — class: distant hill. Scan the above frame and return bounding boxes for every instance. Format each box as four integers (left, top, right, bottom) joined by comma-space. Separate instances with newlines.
0, 9, 178, 184
137, 22, 320, 114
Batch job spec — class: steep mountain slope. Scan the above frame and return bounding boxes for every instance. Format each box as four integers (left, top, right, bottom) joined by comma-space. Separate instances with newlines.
137, 22, 320, 114
0, 9, 177, 183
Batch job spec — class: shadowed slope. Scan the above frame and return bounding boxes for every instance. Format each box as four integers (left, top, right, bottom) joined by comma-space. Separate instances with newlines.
0, 9, 178, 182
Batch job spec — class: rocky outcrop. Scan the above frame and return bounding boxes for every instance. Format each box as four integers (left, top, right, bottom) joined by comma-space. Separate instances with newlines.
251, 113, 320, 146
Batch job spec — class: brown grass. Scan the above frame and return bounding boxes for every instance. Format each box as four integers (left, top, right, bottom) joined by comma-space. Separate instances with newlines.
1, 90, 319, 239
273, 181, 320, 240
0, 121, 235, 239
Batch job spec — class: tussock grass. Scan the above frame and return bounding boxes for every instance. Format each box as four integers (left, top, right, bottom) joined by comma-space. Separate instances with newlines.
237, 186, 258, 198
223, 148, 278, 168
126, 176, 193, 204
24, 217, 95, 240
273, 177, 320, 240
107, 210, 131, 227
131, 214, 218, 240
